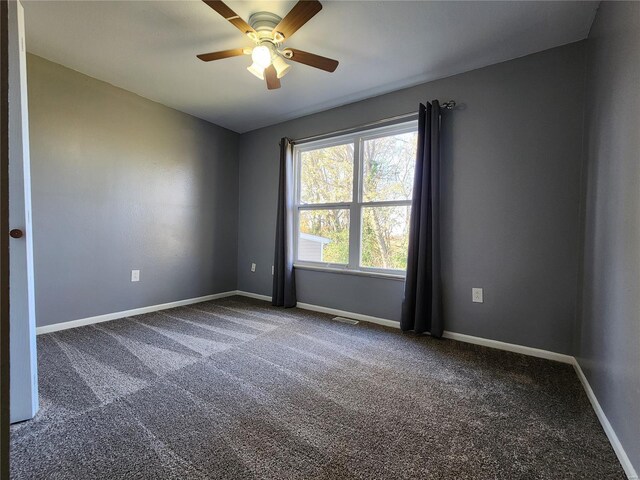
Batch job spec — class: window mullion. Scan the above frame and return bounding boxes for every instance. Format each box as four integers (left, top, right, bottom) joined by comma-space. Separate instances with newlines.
297, 202, 351, 210
360, 200, 412, 208
348, 138, 362, 269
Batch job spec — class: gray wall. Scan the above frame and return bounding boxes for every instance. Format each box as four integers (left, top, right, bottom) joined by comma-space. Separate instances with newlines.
577, 1, 640, 473
27, 54, 240, 327
238, 42, 587, 354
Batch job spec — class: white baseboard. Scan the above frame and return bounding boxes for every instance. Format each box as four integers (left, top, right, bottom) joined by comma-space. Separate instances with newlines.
234, 290, 271, 302
35, 291, 238, 335
234, 290, 401, 329
572, 359, 638, 480
295, 302, 401, 329
441, 331, 574, 364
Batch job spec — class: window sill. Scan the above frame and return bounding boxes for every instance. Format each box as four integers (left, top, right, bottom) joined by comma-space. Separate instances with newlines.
293, 263, 406, 281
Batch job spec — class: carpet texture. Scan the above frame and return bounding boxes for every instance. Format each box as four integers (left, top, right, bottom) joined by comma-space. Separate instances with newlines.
11, 296, 625, 479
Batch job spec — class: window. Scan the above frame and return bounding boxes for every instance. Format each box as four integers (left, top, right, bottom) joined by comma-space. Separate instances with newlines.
293, 121, 418, 276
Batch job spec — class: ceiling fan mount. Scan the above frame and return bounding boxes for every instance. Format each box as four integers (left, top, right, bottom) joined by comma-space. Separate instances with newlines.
197, 0, 339, 90
247, 11, 283, 36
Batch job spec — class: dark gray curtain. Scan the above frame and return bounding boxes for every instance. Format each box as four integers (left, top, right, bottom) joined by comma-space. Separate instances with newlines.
272, 138, 297, 308
401, 101, 443, 336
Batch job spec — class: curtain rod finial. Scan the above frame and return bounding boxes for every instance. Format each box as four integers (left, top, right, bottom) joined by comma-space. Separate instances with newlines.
441, 100, 456, 110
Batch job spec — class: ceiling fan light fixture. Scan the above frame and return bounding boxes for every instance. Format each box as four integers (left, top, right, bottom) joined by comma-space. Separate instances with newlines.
247, 62, 265, 80
251, 45, 272, 69
272, 54, 291, 79
198, 0, 339, 90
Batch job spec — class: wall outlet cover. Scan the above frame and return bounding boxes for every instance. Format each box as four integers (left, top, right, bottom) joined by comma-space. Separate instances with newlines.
131, 269, 140, 282
472, 287, 483, 303
251, 263, 256, 272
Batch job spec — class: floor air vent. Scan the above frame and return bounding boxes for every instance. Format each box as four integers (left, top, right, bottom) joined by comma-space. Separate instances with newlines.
332, 316, 359, 325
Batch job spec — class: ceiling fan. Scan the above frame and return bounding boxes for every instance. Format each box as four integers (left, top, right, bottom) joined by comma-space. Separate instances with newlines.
197, 0, 339, 90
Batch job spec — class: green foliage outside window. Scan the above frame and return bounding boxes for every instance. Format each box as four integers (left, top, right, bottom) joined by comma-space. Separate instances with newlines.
298, 128, 417, 270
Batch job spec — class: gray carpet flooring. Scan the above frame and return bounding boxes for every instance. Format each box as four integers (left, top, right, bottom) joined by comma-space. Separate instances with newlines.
11, 296, 625, 479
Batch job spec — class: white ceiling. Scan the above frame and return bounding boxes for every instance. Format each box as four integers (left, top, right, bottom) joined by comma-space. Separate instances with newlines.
23, 1, 598, 133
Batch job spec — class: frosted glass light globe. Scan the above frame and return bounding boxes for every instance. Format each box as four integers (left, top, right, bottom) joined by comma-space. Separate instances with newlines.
251, 45, 272, 69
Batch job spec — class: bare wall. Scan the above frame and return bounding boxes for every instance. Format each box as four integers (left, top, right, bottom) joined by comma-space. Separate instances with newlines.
237, 42, 587, 355
27, 54, 240, 327
577, 1, 640, 473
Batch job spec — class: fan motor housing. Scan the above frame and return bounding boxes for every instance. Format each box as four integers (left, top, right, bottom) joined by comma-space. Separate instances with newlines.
248, 12, 282, 35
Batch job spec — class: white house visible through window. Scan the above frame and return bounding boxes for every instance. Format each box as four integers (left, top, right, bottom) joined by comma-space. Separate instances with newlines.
293, 121, 418, 275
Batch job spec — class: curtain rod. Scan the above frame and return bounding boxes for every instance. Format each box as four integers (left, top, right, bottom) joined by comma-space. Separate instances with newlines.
290, 100, 456, 145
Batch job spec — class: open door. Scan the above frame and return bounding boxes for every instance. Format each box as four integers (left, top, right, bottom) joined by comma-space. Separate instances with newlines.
8, 0, 38, 423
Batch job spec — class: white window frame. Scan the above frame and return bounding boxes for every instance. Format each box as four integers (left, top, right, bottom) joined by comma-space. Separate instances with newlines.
292, 120, 418, 279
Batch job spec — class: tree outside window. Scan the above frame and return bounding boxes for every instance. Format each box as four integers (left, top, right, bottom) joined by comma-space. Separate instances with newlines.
294, 122, 417, 274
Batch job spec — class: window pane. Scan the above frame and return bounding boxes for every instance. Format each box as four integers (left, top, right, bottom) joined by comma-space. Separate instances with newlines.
362, 131, 417, 202
300, 143, 354, 204
298, 209, 349, 264
361, 205, 411, 270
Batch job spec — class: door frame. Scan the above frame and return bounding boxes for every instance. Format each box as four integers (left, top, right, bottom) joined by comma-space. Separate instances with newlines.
1, 0, 11, 476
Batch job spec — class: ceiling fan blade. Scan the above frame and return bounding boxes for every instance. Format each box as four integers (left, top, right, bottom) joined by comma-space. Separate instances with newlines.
265, 65, 281, 90
272, 0, 322, 40
197, 48, 246, 62
202, 0, 256, 36
286, 49, 338, 72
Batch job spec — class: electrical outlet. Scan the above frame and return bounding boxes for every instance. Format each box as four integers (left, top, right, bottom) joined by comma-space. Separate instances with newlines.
271, 265, 274, 275
131, 269, 140, 282
251, 263, 256, 272
472, 288, 483, 303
